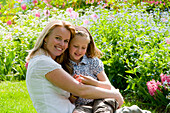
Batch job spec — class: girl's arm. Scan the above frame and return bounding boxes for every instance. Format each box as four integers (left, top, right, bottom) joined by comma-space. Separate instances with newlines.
80, 71, 114, 90
45, 68, 124, 108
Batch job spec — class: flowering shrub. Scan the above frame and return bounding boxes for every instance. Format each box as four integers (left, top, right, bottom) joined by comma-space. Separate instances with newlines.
0, 0, 169, 112
147, 73, 170, 101
147, 79, 162, 97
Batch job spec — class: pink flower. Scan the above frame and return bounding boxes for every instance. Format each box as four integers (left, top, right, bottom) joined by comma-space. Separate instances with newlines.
33, 0, 38, 4
18, 0, 23, 3
160, 73, 170, 85
163, 2, 165, 5
91, 14, 98, 21
47, 4, 53, 8
91, 0, 94, 3
44, 10, 50, 16
155, 1, 159, 5
86, 1, 88, 4
35, 12, 40, 17
5, 33, 12, 40
148, 1, 155, 4
66, 8, 73, 13
62, 2, 65, 8
83, 19, 89, 25
70, 11, 79, 19
43, 0, 51, 3
7, 20, 12, 25
147, 79, 161, 96
21, 4, 26, 10
102, 3, 108, 8
156, 81, 162, 91
25, 62, 28, 69
165, 38, 170, 44
43, 0, 48, 3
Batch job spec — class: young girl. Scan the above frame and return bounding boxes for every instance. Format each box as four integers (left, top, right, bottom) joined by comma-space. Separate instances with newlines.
67, 26, 119, 113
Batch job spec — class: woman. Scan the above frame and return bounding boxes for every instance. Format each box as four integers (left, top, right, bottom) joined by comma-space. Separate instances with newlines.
25, 20, 124, 113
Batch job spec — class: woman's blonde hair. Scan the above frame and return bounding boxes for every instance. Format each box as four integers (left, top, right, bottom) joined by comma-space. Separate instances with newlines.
26, 20, 75, 62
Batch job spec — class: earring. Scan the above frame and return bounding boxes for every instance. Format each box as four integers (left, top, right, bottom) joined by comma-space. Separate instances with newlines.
44, 42, 47, 44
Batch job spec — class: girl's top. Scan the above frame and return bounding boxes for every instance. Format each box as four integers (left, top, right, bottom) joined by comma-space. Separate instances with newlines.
26, 55, 75, 113
70, 55, 104, 105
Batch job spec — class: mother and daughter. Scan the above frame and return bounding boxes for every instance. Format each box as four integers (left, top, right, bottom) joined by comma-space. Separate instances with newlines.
26, 20, 150, 113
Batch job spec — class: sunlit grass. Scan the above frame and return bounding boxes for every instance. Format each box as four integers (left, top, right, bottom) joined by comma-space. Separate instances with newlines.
0, 81, 36, 113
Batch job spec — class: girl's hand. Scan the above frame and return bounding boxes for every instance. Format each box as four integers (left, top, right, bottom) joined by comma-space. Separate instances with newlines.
73, 74, 82, 82
79, 75, 98, 86
73, 74, 97, 86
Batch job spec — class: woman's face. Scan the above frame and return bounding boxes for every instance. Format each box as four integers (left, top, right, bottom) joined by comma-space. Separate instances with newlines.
44, 26, 71, 59
69, 35, 90, 63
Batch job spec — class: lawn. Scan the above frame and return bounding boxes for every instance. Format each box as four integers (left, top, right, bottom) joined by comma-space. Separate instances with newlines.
0, 81, 36, 113
0, 81, 155, 113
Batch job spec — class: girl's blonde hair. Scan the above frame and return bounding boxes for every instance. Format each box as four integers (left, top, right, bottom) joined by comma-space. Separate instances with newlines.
62, 26, 102, 75
26, 20, 75, 62
74, 26, 102, 58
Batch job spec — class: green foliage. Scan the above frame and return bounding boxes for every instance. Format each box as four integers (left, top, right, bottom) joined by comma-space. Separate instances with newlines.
0, 1, 169, 112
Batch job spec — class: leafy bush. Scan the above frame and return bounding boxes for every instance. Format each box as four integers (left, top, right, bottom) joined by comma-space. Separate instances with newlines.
0, 1, 169, 112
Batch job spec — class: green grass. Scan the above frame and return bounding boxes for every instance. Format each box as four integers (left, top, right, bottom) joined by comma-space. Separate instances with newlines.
0, 81, 158, 113
0, 81, 36, 113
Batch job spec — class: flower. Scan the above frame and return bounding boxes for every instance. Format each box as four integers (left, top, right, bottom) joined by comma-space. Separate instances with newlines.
147, 79, 161, 96
147, 73, 170, 100
5, 33, 12, 40
33, 0, 38, 4
165, 38, 170, 44
21, 4, 26, 10
47, 4, 53, 8
25, 62, 28, 69
66, 8, 73, 13
43, 0, 51, 3
35, 12, 40, 17
18, 0, 23, 3
91, 14, 98, 21
7, 20, 12, 25
62, 2, 65, 8
44, 10, 50, 16
160, 73, 170, 86
70, 11, 79, 19
83, 19, 89, 25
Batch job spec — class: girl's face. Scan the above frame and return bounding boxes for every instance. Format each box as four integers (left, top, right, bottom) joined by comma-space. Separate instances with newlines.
69, 35, 90, 63
44, 26, 70, 59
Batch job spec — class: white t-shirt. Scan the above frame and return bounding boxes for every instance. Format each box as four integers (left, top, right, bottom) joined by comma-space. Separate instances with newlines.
26, 55, 75, 113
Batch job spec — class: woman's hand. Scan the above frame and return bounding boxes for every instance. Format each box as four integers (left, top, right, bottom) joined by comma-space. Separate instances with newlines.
114, 89, 124, 109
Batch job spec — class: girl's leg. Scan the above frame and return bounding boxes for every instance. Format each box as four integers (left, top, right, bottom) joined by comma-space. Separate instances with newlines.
72, 105, 92, 113
93, 99, 118, 113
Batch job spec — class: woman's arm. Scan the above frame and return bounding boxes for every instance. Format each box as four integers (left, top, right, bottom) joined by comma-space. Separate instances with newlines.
45, 68, 124, 108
